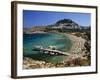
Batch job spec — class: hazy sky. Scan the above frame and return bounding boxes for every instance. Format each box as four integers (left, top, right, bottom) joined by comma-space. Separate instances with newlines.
23, 10, 91, 28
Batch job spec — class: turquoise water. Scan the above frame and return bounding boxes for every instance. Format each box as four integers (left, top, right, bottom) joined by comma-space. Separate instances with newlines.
23, 32, 72, 63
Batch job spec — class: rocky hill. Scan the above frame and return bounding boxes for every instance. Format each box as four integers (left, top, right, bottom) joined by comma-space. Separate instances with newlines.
52, 19, 81, 29
23, 19, 90, 33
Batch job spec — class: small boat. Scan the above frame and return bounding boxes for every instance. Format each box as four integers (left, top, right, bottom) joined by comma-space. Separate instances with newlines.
48, 46, 57, 50
32, 46, 43, 51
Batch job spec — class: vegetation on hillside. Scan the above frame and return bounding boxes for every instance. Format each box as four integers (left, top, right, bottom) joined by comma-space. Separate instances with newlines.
56, 19, 74, 24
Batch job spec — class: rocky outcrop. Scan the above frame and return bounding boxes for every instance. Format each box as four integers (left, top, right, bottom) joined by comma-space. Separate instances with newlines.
55, 19, 80, 29
23, 57, 55, 69
23, 55, 90, 69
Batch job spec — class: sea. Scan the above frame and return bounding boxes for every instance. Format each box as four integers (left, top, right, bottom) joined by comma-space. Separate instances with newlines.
23, 32, 72, 64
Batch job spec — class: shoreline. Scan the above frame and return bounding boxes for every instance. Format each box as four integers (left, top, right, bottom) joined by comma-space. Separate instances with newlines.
55, 33, 89, 64
55, 32, 86, 54
63, 33, 86, 54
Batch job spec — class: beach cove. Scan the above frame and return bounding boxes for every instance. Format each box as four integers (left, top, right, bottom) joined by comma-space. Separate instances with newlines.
23, 32, 90, 69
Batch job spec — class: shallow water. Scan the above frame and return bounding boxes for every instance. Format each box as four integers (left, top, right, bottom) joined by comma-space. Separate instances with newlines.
23, 32, 72, 63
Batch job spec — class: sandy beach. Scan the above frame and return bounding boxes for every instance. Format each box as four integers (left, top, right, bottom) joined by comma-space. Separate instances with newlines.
60, 33, 90, 66
64, 33, 86, 54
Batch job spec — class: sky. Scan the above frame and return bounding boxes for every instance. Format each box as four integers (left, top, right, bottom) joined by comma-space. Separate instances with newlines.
23, 10, 91, 28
